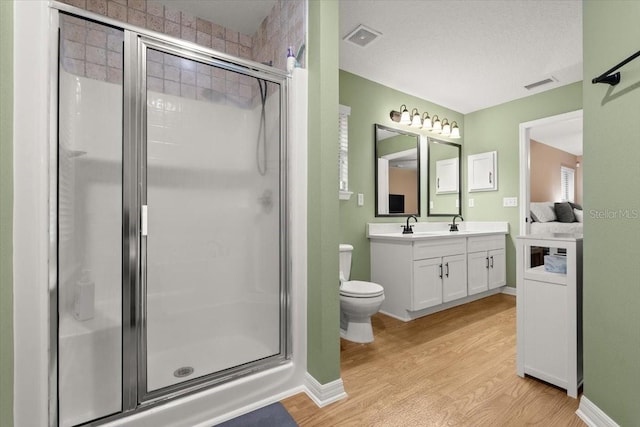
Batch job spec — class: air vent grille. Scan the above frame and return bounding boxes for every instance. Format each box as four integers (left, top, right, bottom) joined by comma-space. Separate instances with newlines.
344, 25, 381, 48
524, 77, 558, 90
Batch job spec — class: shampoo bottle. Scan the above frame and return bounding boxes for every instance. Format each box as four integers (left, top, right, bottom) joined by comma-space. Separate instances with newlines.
74, 269, 95, 321
286, 46, 296, 73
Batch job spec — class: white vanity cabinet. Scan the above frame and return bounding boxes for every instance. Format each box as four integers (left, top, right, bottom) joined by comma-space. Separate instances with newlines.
412, 238, 467, 310
369, 228, 506, 322
467, 235, 506, 295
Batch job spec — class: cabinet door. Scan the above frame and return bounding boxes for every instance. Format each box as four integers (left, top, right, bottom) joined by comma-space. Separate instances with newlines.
468, 151, 497, 192
412, 257, 443, 310
435, 158, 459, 194
488, 248, 506, 289
523, 279, 568, 386
467, 251, 489, 295
443, 254, 467, 303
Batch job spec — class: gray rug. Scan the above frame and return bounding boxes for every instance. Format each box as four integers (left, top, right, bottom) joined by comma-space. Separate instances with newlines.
217, 402, 298, 427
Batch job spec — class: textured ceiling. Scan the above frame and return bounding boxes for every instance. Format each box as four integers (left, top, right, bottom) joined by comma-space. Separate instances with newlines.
530, 115, 583, 156
339, 0, 583, 115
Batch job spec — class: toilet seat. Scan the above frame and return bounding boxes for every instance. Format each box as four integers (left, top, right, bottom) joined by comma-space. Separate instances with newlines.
340, 280, 384, 298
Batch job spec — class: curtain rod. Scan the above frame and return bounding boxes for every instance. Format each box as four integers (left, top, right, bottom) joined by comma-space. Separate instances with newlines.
592, 49, 640, 86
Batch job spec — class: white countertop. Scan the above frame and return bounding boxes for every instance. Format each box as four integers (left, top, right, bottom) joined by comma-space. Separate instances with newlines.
367, 221, 509, 242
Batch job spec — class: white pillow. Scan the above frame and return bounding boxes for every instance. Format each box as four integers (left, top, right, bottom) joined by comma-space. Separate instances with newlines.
574, 208, 583, 223
530, 202, 557, 223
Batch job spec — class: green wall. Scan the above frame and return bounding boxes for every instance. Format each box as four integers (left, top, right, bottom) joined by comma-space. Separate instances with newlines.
339, 70, 464, 281
583, 1, 640, 424
306, 0, 341, 384
340, 69, 581, 288
0, 0, 13, 425
464, 82, 582, 287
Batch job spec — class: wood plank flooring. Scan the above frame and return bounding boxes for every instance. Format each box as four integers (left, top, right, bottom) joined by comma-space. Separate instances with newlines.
282, 294, 585, 426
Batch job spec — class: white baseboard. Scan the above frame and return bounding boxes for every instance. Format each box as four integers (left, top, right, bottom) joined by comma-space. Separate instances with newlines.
502, 286, 516, 296
304, 373, 347, 407
576, 396, 620, 427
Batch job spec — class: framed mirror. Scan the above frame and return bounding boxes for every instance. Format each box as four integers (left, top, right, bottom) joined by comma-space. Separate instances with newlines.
428, 137, 462, 216
375, 124, 420, 217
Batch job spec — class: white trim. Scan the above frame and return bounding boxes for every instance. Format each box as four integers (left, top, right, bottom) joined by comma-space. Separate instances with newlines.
13, 1, 51, 425
518, 110, 583, 237
303, 373, 347, 408
501, 286, 517, 296
576, 396, 620, 427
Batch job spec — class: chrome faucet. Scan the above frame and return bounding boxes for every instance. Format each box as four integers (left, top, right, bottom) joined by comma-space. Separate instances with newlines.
449, 215, 464, 232
402, 215, 418, 234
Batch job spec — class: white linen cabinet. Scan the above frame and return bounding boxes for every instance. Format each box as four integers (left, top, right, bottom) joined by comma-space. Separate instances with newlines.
516, 234, 583, 398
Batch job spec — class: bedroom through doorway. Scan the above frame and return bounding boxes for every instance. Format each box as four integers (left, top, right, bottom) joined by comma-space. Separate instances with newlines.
518, 110, 584, 238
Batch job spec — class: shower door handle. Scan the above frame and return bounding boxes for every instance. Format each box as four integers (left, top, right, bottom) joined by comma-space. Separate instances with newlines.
141, 205, 148, 236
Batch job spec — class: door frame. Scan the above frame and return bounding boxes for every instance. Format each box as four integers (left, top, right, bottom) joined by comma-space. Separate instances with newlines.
518, 109, 583, 236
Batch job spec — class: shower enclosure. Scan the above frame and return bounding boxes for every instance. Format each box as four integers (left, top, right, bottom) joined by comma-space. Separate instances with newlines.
55, 11, 289, 427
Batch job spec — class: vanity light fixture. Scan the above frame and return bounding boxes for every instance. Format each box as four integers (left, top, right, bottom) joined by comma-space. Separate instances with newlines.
399, 104, 411, 125
388, 106, 461, 138
441, 118, 451, 136
410, 108, 422, 127
450, 121, 461, 139
432, 115, 442, 133
421, 112, 432, 130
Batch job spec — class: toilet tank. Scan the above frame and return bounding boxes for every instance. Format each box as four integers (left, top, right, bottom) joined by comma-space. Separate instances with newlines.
339, 244, 354, 282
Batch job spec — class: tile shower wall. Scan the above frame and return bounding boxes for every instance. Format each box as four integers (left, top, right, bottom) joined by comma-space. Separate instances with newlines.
58, 0, 305, 103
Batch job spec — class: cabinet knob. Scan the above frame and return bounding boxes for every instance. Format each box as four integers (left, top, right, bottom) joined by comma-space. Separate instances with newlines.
486, 257, 489, 269
439, 264, 443, 278
490, 256, 494, 268
445, 262, 450, 277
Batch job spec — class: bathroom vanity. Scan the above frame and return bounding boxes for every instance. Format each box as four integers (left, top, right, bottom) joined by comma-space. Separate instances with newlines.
368, 222, 508, 321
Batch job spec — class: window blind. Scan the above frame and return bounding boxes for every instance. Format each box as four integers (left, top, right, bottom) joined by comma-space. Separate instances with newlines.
560, 166, 575, 202
339, 105, 351, 192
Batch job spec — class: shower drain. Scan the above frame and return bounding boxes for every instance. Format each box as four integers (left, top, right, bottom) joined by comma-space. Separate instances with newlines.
173, 366, 194, 378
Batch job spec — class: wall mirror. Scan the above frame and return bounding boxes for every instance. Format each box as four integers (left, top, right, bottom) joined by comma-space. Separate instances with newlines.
428, 137, 462, 216
375, 124, 420, 216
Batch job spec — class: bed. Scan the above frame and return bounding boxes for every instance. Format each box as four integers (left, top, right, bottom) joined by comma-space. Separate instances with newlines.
529, 201, 583, 235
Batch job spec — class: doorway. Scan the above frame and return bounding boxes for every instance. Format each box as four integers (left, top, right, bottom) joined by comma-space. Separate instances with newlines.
518, 110, 583, 235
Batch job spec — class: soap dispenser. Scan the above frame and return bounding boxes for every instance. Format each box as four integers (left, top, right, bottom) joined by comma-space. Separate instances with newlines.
286, 46, 296, 73
74, 269, 95, 321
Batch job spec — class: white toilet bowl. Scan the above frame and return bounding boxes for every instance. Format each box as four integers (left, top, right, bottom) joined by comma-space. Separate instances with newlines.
339, 245, 385, 343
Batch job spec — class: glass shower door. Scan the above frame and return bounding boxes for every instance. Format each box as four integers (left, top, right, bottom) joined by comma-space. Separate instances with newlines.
142, 45, 285, 394
57, 14, 123, 427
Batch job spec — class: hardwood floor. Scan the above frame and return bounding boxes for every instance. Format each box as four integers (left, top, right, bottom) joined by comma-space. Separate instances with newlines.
282, 294, 585, 426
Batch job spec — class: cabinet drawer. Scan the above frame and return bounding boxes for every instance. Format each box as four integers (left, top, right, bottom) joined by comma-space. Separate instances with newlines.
413, 238, 466, 260
467, 235, 505, 252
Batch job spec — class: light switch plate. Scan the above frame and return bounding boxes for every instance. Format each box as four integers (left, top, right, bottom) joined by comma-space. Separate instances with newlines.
357, 193, 364, 206
468, 198, 475, 208
503, 197, 518, 207
430, 201, 434, 209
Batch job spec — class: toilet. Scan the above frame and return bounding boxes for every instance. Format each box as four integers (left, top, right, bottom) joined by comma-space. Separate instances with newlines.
339, 244, 385, 343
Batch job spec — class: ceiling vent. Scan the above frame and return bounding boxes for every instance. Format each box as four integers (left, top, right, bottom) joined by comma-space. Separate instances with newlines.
344, 24, 382, 48
524, 76, 558, 90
